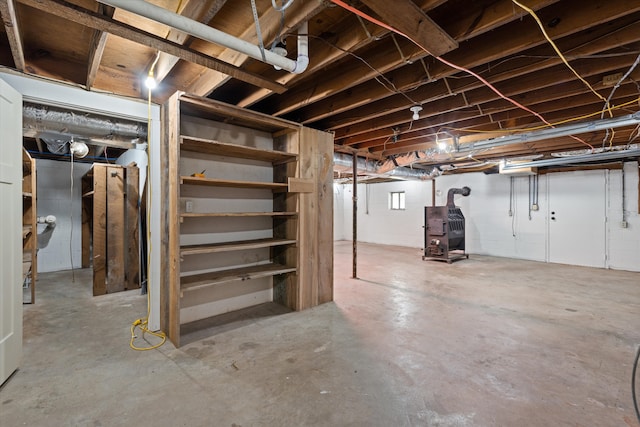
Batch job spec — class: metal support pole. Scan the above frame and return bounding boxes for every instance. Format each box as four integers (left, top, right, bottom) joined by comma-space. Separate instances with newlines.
352, 154, 358, 279
431, 179, 436, 206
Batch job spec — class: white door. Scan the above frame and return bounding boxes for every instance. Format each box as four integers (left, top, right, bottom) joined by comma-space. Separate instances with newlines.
0, 78, 22, 385
548, 170, 606, 268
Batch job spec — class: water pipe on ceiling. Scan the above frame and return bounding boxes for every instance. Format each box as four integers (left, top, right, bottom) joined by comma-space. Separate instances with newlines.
99, 0, 310, 74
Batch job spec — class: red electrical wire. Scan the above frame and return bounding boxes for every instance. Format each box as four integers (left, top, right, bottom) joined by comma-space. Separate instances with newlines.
329, 0, 594, 150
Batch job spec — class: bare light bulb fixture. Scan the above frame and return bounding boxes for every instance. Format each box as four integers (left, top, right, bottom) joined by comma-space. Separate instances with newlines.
145, 72, 157, 90
410, 105, 423, 121
69, 140, 89, 158
145, 51, 161, 90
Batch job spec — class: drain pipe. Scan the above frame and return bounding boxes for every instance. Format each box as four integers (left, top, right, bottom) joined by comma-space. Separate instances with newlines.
333, 153, 432, 180
100, 0, 310, 74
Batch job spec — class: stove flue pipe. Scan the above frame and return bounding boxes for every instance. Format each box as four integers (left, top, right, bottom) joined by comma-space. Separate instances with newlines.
446, 186, 471, 207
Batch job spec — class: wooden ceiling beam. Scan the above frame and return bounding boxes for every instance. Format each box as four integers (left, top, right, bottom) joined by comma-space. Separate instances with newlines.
17, 0, 287, 94
300, 0, 640, 127
257, 0, 564, 118
86, 4, 114, 90
376, 127, 637, 161
234, 0, 448, 108
334, 59, 622, 144
329, 23, 640, 141
377, 110, 640, 158
0, 0, 25, 71
154, 0, 228, 83
365, 93, 639, 155
357, 0, 457, 57
344, 83, 640, 149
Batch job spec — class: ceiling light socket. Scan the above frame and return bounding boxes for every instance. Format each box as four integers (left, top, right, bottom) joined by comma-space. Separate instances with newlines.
410, 105, 423, 121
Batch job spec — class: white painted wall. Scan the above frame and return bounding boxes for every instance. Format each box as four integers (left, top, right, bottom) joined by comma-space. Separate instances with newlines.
335, 163, 640, 272
36, 159, 91, 272
607, 163, 640, 270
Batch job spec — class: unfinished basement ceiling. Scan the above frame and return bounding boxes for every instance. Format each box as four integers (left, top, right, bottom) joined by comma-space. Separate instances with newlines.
2, 0, 640, 173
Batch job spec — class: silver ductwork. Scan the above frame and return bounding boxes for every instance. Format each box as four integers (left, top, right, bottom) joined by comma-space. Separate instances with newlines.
333, 152, 433, 180
23, 103, 147, 148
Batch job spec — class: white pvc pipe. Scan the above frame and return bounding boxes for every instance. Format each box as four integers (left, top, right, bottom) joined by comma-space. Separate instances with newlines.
100, 0, 309, 74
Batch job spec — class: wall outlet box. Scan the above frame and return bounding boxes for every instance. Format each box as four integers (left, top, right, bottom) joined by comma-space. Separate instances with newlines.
185, 200, 193, 213
621, 220, 628, 228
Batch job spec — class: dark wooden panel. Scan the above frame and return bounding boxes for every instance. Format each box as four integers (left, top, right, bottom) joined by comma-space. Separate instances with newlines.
106, 165, 125, 293
92, 165, 106, 296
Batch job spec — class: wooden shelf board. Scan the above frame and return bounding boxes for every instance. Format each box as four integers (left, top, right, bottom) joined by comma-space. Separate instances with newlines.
180, 176, 288, 190
180, 136, 297, 163
179, 95, 300, 133
82, 190, 95, 198
22, 191, 33, 198
181, 263, 297, 294
180, 211, 297, 221
180, 238, 297, 256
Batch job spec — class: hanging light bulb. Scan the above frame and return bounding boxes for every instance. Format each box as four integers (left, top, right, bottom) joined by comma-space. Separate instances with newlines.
145, 71, 157, 89
410, 105, 423, 121
145, 51, 161, 90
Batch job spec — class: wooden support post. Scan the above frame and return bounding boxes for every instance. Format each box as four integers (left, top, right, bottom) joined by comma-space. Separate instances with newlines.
352, 154, 357, 279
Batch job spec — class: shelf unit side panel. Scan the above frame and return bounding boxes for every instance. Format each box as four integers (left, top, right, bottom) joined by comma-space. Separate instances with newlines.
162, 92, 182, 347
297, 129, 317, 311
306, 127, 335, 305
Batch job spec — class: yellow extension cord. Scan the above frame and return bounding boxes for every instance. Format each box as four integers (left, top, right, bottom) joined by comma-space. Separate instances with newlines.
512, 0, 616, 145
129, 52, 166, 351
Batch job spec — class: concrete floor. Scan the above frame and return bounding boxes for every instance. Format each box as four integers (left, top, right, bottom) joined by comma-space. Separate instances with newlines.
2, 241, 640, 426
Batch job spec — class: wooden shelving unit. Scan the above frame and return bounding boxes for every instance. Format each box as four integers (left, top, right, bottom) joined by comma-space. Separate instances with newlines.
161, 93, 334, 347
22, 148, 37, 304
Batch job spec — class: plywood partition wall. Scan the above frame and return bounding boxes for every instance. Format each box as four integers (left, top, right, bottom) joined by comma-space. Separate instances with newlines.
161, 92, 334, 347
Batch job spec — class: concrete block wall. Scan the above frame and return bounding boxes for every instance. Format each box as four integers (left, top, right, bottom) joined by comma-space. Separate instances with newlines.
36, 159, 91, 273
335, 162, 640, 272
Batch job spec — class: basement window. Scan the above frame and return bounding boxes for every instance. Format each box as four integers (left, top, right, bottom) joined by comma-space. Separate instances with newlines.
390, 191, 405, 210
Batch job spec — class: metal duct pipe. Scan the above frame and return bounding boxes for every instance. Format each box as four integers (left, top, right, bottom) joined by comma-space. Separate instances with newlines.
446, 186, 471, 207
501, 148, 640, 170
100, 0, 310, 74
23, 103, 147, 139
333, 153, 431, 180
